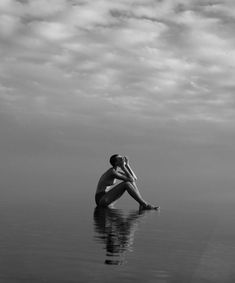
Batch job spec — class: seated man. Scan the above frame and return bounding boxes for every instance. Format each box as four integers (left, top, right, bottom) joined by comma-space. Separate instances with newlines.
95, 154, 159, 210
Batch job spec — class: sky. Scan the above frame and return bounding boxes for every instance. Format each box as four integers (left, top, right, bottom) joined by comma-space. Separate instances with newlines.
1, 0, 235, 201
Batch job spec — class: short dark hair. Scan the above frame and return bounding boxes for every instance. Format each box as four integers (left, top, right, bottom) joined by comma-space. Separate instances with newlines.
109, 154, 119, 167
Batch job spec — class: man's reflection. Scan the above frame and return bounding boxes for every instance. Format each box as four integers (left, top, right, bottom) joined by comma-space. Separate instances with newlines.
93, 207, 149, 265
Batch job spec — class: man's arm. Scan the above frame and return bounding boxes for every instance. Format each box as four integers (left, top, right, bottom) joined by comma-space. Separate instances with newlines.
112, 169, 134, 182
119, 164, 135, 182
112, 157, 134, 182
124, 156, 137, 181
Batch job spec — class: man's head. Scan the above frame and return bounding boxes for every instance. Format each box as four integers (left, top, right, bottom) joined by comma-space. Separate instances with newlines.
109, 154, 123, 167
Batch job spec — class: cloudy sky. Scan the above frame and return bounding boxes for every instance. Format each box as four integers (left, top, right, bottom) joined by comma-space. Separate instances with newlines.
1, 0, 235, 199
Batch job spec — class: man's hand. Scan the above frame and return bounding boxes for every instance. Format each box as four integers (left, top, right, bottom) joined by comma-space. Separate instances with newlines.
118, 157, 134, 182
119, 157, 126, 169
124, 156, 129, 166
124, 156, 137, 181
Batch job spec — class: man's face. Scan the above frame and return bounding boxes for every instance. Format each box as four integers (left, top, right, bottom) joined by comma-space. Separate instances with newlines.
115, 155, 123, 166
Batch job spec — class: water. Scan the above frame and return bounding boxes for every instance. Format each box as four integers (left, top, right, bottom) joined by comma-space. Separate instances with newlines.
1, 183, 235, 283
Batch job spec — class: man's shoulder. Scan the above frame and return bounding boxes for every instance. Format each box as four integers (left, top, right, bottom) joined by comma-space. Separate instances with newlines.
102, 167, 115, 176
108, 167, 116, 175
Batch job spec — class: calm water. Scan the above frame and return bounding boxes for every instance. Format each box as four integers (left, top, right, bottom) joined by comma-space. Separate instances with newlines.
1, 182, 235, 283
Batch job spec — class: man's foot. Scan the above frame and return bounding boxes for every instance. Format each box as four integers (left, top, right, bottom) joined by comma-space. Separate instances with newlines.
139, 203, 160, 210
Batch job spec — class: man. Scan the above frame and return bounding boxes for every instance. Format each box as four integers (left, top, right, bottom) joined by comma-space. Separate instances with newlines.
95, 154, 159, 210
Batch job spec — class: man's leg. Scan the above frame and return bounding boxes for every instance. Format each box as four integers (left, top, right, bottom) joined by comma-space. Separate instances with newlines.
125, 182, 147, 206
126, 182, 159, 210
98, 182, 126, 207
98, 181, 147, 207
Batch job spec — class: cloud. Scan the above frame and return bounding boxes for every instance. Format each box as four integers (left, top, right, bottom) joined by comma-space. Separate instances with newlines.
0, 14, 21, 37
0, 0, 235, 129
26, 0, 67, 18
31, 21, 74, 41
0, 0, 23, 15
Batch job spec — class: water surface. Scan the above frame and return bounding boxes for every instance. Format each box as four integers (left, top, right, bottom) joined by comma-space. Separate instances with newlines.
0, 183, 235, 283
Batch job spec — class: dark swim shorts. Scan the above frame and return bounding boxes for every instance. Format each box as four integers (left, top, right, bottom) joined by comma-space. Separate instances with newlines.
95, 191, 106, 206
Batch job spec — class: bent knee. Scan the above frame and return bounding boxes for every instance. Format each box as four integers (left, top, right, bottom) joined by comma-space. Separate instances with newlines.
124, 181, 134, 188
120, 180, 132, 185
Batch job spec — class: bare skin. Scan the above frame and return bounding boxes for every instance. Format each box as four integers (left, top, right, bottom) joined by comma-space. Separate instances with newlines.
95, 155, 159, 210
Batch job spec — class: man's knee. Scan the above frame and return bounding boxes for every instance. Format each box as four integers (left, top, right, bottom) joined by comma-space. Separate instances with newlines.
123, 181, 134, 188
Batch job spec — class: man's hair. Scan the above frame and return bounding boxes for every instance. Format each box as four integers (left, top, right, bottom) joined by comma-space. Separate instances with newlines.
109, 154, 119, 167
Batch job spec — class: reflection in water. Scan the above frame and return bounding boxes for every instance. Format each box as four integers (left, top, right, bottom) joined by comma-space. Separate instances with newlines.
93, 207, 149, 265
